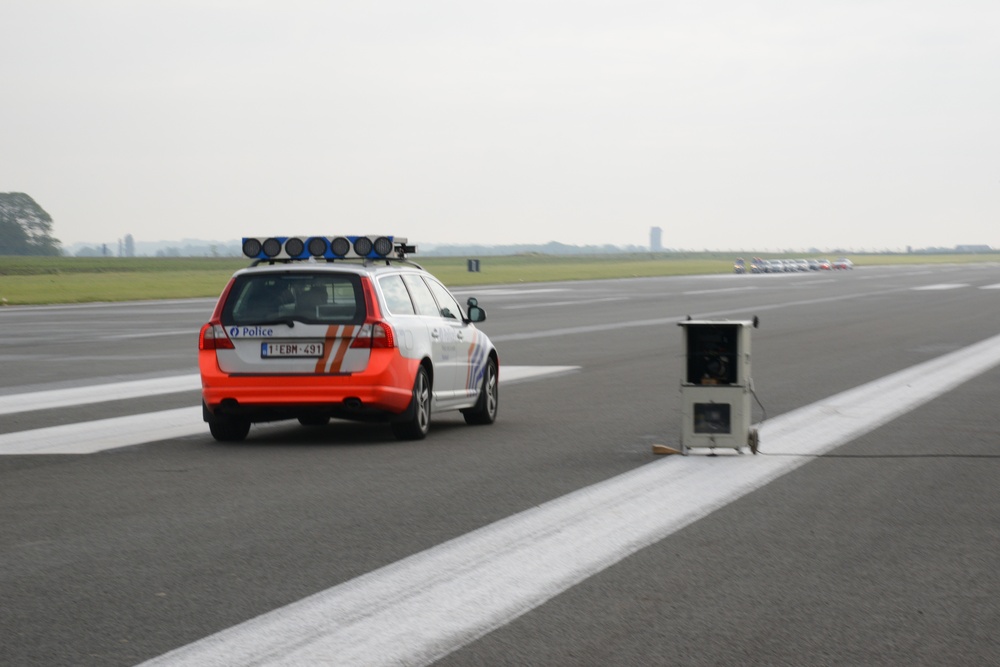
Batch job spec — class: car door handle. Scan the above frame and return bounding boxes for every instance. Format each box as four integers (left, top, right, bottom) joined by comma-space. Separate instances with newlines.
431, 329, 440, 338
456, 330, 464, 340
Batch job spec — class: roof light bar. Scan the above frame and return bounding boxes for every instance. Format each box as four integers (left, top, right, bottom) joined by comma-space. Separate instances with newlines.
242, 235, 412, 260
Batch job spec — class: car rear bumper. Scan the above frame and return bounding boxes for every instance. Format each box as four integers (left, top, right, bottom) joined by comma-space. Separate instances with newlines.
200, 351, 419, 420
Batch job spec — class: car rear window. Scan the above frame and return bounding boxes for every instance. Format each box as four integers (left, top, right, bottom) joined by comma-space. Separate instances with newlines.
222, 272, 365, 325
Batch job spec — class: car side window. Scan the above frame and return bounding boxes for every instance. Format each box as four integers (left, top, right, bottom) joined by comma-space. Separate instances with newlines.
378, 274, 416, 315
424, 278, 463, 320
400, 273, 440, 317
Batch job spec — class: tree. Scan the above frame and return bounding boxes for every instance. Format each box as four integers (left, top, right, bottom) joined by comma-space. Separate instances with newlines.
0, 193, 61, 256
75, 246, 103, 257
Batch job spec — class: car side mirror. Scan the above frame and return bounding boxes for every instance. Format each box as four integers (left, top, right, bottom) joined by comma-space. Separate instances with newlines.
466, 297, 486, 323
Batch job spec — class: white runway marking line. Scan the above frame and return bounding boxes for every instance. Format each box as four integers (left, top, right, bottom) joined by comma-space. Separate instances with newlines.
912, 283, 968, 290
490, 284, 920, 343
981, 283, 1000, 290
0, 407, 204, 455
500, 366, 579, 383
0, 374, 200, 416
682, 286, 758, 295
0, 366, 579, 455
140, 332, 1000, 667
451, 288, 570, 297
500, 297, 621, 310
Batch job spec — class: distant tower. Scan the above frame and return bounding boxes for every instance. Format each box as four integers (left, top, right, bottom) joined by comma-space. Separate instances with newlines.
650, 226, 663, 252
124, 234, 135, 257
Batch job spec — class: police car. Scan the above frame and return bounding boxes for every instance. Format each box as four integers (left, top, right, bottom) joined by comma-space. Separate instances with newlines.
198, 235, 499, 441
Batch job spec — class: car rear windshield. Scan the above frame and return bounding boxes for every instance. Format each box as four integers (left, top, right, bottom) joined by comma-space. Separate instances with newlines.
222, 272, 366, 325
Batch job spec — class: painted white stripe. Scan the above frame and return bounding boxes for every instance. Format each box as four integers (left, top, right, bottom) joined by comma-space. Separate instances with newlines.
106, 329, 194, 340
912, 283, 967, 290
682, 286, 758, 295
981, 283, 1000, 290
501, 297, 620, 310
0, 374, 200, 416
140, 332, 1000, 667
452, 288, 570, 297
0, 298, 216, 313
501, 365, 579, 383
490, 286, 914, 343
0, 407, 203, 455
0, 366, 580, 455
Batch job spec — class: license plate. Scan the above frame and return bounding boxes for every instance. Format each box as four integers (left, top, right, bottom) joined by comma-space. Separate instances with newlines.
261, 342, 325, 358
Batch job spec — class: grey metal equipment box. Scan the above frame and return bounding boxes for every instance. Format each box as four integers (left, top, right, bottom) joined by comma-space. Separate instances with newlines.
678, 318, 759, 455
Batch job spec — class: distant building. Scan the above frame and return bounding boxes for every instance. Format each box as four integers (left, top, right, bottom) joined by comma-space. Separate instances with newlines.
955, 245, 992, 253
650, 226, 662, 252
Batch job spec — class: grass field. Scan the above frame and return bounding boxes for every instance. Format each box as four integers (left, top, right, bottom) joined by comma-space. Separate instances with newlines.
1, 252, 997, 306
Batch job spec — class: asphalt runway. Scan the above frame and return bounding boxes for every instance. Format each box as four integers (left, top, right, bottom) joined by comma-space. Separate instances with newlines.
2, 263, 1000, 665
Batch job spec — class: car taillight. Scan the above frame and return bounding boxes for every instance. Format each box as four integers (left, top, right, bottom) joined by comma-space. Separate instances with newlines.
360, 276, 383, 320
199, 322, 235, 350
351, 321, 395, 349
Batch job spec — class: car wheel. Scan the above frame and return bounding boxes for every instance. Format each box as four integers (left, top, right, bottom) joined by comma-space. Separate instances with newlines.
391, 366, 431, 440
208, 415, 251, 442
462, 357, 498, 425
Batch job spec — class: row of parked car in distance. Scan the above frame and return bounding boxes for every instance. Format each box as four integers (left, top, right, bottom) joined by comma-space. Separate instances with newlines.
733, 257, 854, 273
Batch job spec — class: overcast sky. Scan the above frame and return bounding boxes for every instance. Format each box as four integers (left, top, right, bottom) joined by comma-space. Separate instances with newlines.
2, 0, 998, 252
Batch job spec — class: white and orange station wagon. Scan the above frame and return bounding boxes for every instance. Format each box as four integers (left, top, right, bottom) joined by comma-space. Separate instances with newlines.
199, 235, 498, 441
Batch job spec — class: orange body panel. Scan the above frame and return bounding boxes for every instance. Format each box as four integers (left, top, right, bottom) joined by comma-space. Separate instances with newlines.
200, 347, 420, 415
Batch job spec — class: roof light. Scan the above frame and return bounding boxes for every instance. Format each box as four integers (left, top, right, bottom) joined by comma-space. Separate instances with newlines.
242, 238, 262, 257
261, 237, 282, 258
330, 236, 351, 257
307, 237, 328, 257
284, 237, 305, 257
373, 236, 393, 257
353, 236, 373, 256
241, 235, 414, 260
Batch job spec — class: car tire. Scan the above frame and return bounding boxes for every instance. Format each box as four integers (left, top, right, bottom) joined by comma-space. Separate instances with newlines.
391, 366, 431, 440
462, 357, 498, 425
208, 415, 251, 442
